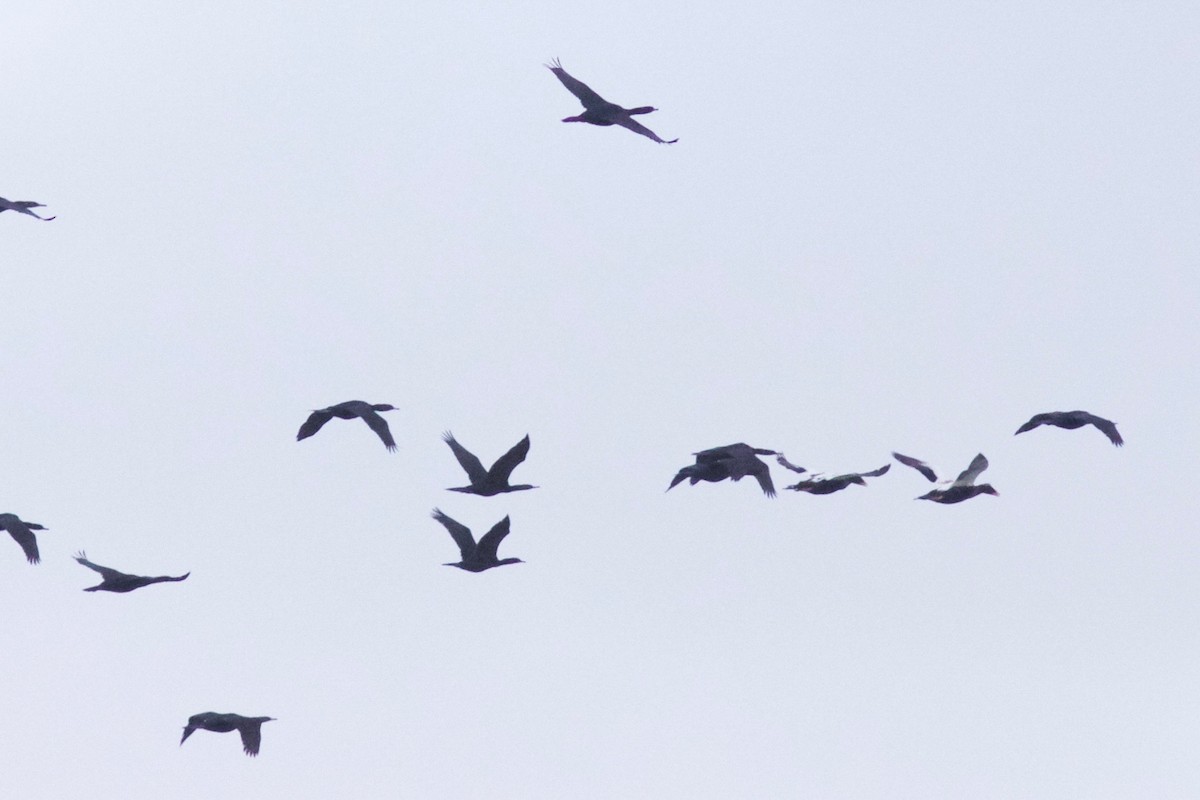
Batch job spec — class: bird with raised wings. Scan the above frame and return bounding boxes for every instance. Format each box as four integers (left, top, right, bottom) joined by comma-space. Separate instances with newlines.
546, 58, 678, 144
296, 400, 398, 451
916, 453, 999, 504
181, 712, 275, 756
0, 197, 54, 221
431, 509, 523, 572
73, 551, 189, 593
1015, 410, 1123, 447
0, 513, 48, 564
442, 432, 537, 496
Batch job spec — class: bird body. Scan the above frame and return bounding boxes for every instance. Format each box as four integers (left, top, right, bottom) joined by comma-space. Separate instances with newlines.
431, 509, 523, 572
0, 513, 47, 564
181, 712, 275, 756
442, 432, 537, 495
546, 58, 678, 144
0, 197, 54, 220
297, 400, 398, 451
74, 551, 189, 592
1015, 410, 1123, 446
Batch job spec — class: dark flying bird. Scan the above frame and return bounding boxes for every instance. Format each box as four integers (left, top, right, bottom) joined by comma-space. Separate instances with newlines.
0, 513, 47, 564
0, 197, 55, 221
297, 400, 398, 451
669, 443, 780, 497
181, 712, 276, 756
73, 551, 189, 593
1014, 410, 1123, 447
546, 58, 678, 144
431, 509, 523, 572
442, 432, 537, 496
916, 453, 998, 504
786, 464, 890, 495
892, 452, 938, 482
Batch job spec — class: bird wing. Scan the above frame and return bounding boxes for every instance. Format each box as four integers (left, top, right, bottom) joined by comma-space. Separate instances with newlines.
892, 452, 937, 482
1014, 413, 1051, 435
239, 723, 262, 756
7, 520, 40, 563
746, 459, 776, 497
775, 454, 807, 474
73, 551, 126, 581
442, 432, 488, 483
667, 466, 691, 491
431, 509, 476, 560
546, 58, 608, 110
951, 453, 989, 487
859, 463, 891, 478
475, 516, 512, 563
614, 116, 677, 144
361, 411, 397, 451
296, 409, 334, 441
489, 435, 531, 482
1086, 414, 1124, 446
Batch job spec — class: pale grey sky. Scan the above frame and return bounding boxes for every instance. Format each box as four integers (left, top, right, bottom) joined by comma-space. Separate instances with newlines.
2, 2, 1198, 797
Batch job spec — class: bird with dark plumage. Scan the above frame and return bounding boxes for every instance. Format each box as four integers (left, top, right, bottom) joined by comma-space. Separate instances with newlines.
431, 509, 523, 572
297, 400, 398, 451
0, 513, 47, 564
0, 197, 54, 221
181, 712, 275, 756
1015, 410, 1123, 447
916, 453, 999, 504
73, 551, 189, 592
786, 464, 890, 495
442, 432, 537, 496
546, 58, 678, 144
668, 443, 780, 497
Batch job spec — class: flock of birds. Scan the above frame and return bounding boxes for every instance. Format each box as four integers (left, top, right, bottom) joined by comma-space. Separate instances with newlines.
666, 410, 1123, 502
5, 58, 1123, 758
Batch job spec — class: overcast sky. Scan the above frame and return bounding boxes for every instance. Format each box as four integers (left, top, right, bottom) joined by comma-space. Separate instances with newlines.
3, 2, 1198, 797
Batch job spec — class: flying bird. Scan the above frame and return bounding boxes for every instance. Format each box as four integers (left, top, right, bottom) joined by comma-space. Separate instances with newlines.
1014, 410, 1123, 447
0, 197, 54, 221
916, 453, 998, 504
181, 712, 276, 757
297, 400, 398, 451
431, 509, 524, 572
786, 464, 890, 495
892, 452, 938, 482
0, 513, 47, 564
668, 443, 780, 497
442, 432, 537, 496
73, 551, 189, 592
546, 58, 678, 144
